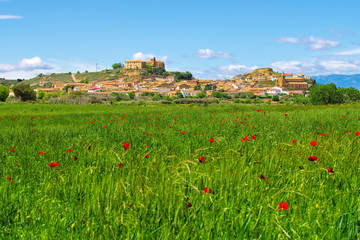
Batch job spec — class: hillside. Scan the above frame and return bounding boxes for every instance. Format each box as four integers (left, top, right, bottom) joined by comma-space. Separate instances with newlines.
312, 74, 360, 89
27, 68, 147, 84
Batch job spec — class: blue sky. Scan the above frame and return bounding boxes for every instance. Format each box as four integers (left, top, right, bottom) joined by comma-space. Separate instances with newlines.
1, 0, 360, 79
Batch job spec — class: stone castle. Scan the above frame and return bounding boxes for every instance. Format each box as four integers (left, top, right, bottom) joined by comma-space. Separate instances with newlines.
276, 74, 308, 90
125, 57, 165, 70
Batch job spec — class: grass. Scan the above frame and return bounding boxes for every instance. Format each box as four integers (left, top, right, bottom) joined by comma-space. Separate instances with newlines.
0, 103, 359, 239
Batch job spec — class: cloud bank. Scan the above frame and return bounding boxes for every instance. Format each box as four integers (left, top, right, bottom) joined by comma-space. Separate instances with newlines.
0, 15, 23, 19
194, 49, 233, 59
132, 52, 168, 63
276, 36, 340, 50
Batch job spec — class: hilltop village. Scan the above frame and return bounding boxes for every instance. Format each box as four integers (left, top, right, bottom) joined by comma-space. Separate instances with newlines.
20, 57, 314, 99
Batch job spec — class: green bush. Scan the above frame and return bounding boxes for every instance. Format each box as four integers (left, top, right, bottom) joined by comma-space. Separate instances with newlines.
13, 84, 36, 101
0, 84, 10, 102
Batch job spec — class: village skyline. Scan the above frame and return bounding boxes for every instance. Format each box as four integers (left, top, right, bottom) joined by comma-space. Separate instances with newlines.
1, 0, 360, 80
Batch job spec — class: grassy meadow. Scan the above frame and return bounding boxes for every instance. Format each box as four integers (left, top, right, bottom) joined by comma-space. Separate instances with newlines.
0, 103, 360, 239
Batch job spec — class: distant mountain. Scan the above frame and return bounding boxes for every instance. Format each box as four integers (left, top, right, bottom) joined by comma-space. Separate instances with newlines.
312, 74, 360, 89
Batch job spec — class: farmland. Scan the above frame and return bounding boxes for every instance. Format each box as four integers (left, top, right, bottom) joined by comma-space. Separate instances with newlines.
1, 103, 360, 239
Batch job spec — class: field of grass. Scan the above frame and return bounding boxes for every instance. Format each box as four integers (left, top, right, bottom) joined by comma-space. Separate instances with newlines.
1, 103, 359, 239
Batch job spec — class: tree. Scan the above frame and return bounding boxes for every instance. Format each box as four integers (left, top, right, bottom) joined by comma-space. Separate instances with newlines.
37, 89, 46, 99
63, 84, 75, 92
309, 83, 343, 105
272, 95, 279, 101
13, 84, 36, 101
152, 93, 163, 101
128, 92, 135, 100
194, 84, 202, 90
0, 85, 10, 102
112, 63, 124, 69
176, 91, 184, 98
195, 92, 206, 98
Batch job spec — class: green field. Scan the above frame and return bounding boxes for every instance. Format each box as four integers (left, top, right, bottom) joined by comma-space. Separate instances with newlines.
1, 103, 359, 239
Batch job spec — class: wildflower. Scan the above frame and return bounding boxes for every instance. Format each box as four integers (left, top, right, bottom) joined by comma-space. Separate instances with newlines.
187, 202, 192, 208
251, 135, 256, 140
199, 156, 204, 163
355, 132, 360, 136
308, 156, 318, 161
201, 132, 204, 135
123, 142, 130, 150
328, 168, 334, 173
182, 132, 186, 135
145, 154, 149, 158
7, 177, 12, 182
39, 151, 44, 155
292, 140, 296, 144
146, 133, 149, 135
49, 162, 55, 168
204, 187, 212, 194
54, 162, 59, 167
9, 148, 14, 152
209, 138, 214, 143
310, 141, 317, 146
117, 163, 122, 168
67, 149, 72, 153
298, 165, 304, 170
74, 156, 78, 161
278, 202, 289, 211
242, 136, 250, 142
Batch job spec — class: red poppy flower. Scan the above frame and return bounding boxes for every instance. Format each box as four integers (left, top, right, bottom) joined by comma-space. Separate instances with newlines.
251, 135, 256, 140
201, 132, 204, 135
328, 168, 334, 173
204, 187, 212, 194
285, 114, 288, 117
49, 162, 55, 168
193, 133, 196, 136
292, 140, 296, 144
9, 148, 14, 152
242, 136, 250, 142
187, 202, 192, 207
209, 138, 214, 143
117, 163, 122, 168
169, 152, 172, 155
145, 154, 149, 158
355, 132, 360, 136
146, 133, 149, 135
278, 202, 289, 211
123, 142, 130, 150
67, 149, 72, 153
54, 162, 59, 167
182, 132, 186, 135
199, 156, 204, 163
310, 141, 317, 146
320, 133, 326, 136
308, 156, 318, 161
7, 177, 12, 182
74, 156, 78, 161
39, 151, 44, 155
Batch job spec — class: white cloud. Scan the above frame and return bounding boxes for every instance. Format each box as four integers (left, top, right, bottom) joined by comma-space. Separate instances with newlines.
276, 36, 340, 50
270, 60, 360, 75
0, 15, 23, 19
205, 64, 258, 79
0, 57, 54, 79
276, 37, 301, 44
335, 49, 360, 56
194, 49, 233, 59
132, 52, 168, 63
